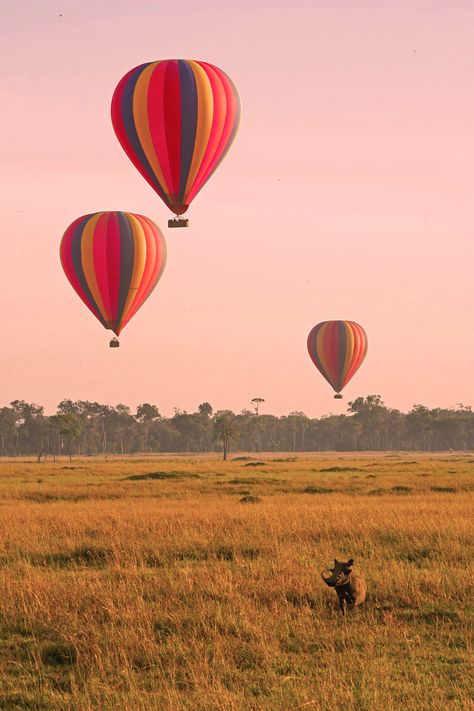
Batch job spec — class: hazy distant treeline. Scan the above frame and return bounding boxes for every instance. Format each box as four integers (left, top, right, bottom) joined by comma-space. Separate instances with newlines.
1, 395, 473, 458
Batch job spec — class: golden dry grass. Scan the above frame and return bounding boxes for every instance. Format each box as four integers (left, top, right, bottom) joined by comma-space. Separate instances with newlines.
0, 453, 473, 710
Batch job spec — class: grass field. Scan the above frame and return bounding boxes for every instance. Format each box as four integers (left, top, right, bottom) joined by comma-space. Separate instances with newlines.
0, 453, 473, 710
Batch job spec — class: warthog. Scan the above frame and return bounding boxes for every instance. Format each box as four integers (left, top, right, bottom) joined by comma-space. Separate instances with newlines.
321, 558, 366, 614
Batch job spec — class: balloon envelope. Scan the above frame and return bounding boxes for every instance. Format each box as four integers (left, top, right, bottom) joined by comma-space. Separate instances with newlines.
307, 321, 368, 396
60, 211, 167, 336
111, 59, 241, 217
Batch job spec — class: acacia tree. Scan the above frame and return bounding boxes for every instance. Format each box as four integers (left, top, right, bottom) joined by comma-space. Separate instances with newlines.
198, 402, 213, 418
251, 397, 265, 416
213, 410, 241, 461
51, 414, 82, 461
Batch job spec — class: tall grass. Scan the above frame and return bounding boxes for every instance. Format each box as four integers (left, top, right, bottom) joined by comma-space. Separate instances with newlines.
0, 453, 473, 709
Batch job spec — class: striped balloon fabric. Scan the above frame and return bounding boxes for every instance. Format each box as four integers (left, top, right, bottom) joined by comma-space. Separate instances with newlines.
60, 212, 167, 337
307, 321, 368, 398
111, 60, 241, 217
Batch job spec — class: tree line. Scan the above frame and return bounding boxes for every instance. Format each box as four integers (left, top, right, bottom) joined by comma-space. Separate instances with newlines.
1, 395, 473, 459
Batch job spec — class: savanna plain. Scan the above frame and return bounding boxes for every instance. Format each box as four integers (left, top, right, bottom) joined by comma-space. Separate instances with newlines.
0, 453, 473, 711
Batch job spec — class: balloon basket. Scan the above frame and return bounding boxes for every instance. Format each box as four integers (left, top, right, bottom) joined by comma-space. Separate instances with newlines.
109, 337, 120, 348
168, 218, 189, 228
334, 393, 343, 399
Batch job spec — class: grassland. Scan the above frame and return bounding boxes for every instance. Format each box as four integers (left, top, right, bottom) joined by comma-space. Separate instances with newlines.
0, 453, 473, 710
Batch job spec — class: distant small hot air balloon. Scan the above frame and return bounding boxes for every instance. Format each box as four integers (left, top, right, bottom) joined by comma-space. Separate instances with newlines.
60, 211, 167, 347
111, 59, 241, 227
307, 321, 368, 398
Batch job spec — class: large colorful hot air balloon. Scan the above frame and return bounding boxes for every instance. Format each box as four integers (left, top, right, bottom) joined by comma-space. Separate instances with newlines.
111, 60, 241, 227
307, 321, 368, 398
60, 212, 167, 347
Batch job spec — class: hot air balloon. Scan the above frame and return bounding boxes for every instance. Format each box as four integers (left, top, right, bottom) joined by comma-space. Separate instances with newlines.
111, 60, 241, 228
307, 321, 368, 399
60, 212, 167, 347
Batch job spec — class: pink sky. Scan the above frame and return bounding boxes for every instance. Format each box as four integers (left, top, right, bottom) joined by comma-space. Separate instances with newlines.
1, 0, 473, 417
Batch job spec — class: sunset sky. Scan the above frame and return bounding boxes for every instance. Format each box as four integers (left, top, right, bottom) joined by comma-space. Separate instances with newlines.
1, 0, 473, 417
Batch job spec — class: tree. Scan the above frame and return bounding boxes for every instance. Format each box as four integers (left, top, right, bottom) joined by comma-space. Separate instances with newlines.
107, 404, 134, 457
51, 414, 82, 461
152, 419, 181, 452
347, 395, 391, 449
251, 397, 265, 416
347, 394, 385, 416
0, 407, 16, 456
135, 403, 160, 452
213, 410, 241, 461
198, 402, 213, 418
287, 412, 309, 451
405, 405, 432, 449
172, 412, 198, 452
10, 400, 45, 457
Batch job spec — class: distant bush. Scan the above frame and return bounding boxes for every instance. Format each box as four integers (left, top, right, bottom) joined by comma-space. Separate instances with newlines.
32, 546, 113, 568
125, 471, 199, 481
319, 467, 362, 473
40, 642, 77, 666
303, 486, 336, 494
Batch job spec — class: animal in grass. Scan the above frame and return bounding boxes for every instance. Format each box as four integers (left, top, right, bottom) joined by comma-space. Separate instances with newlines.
321, 558, 366, 614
